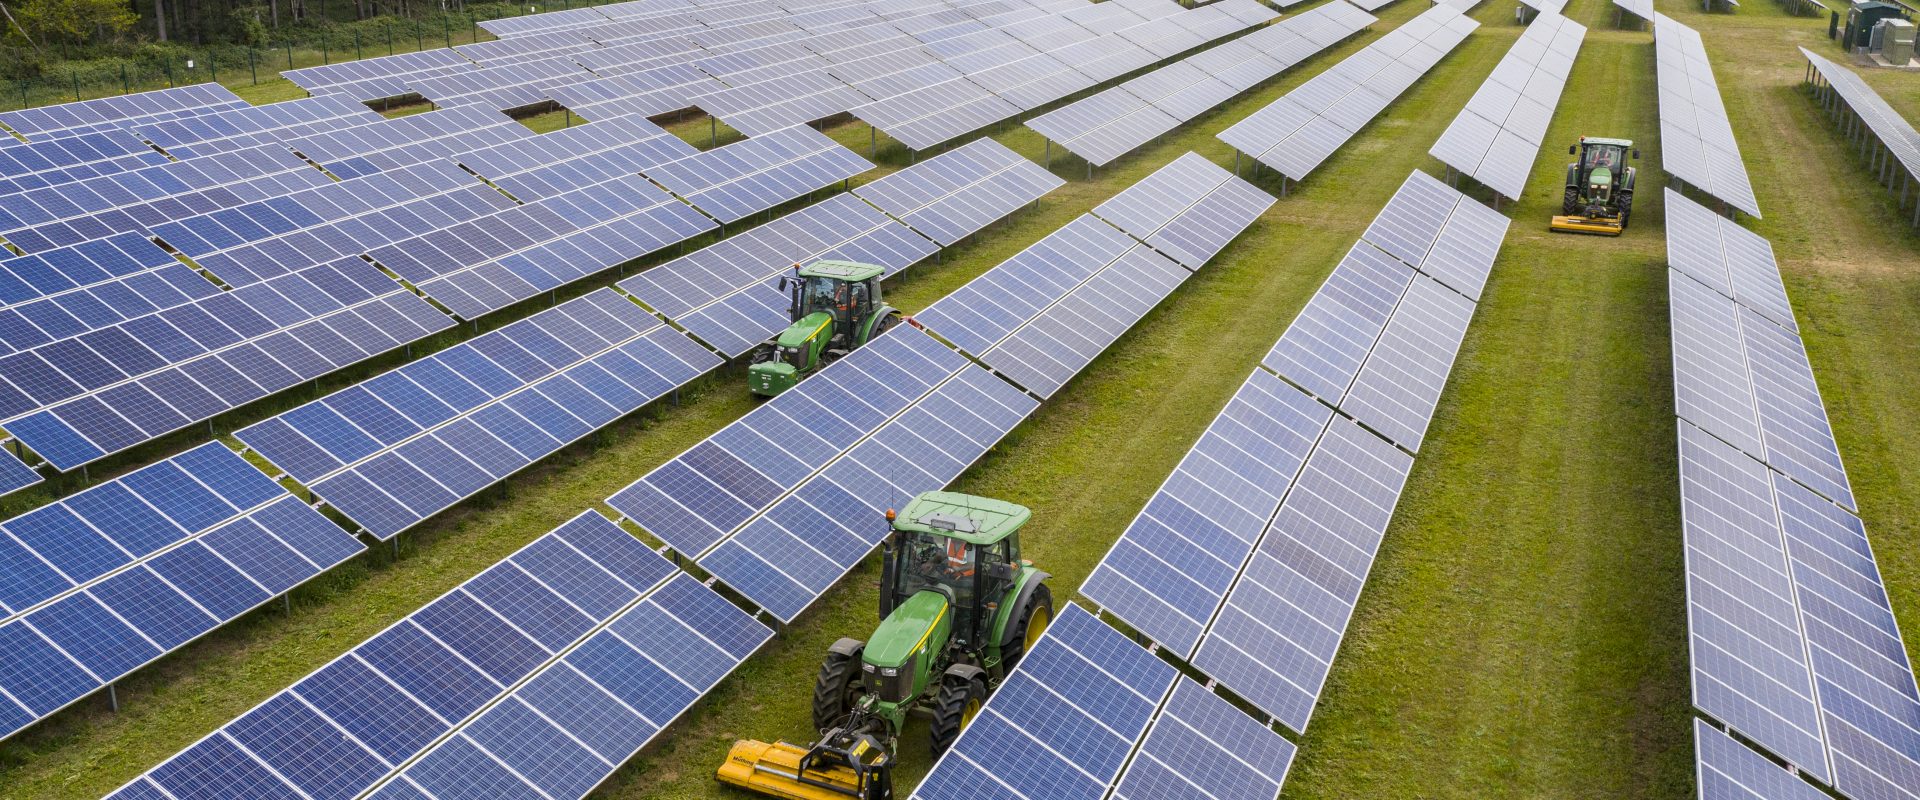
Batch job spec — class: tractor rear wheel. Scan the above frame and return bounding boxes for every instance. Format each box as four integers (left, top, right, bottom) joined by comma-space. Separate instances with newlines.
997, 584, 1053, 678
1562, 187, 1581, 216
929, 674, 986, 758
811, 640, 866, 733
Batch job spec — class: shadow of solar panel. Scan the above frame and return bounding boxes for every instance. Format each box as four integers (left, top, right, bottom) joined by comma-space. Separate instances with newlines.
106, 510, 676, 800
1694, 720, 1832, 800
1677, 421, 1832, 783
913, 604, 1177, 800
914, 214, 1139, 356
1191, 416, 1412, 733
1082, 369, 1330, 656
606, 326, 965, 557
1112, 678, 1295, 800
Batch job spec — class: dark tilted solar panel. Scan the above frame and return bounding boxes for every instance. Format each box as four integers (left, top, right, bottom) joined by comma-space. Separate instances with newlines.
1339, 275, 1477, 452
132, 94, 385, 160
1082, 369, 1330, 655
1112, 678, 1296, 800
1676, 421, 1833, 782
643, 125, 874, 223
1654, 14, 1760, 218
605, 325, 965, 557
0, 84, 246, 140
369, 571, 771, 800
105, 510, 677, 800
852, 137, 1063, 246
1190, 415, 1413, 733
290, 106, 536, 180
0, 130, 168, 196
1262, 241, 1416, 404
1665, 189, 1796, 333
0, 145, 330, 254
0, 230, 183, 325
914, 214, 1139, 356
981, 241, 1187, 398
2, 256, 456, 471
0, 448, 37, 496
1694, 719, 1833, 800
236, 290, 716, 540
913, 604, 1178, 800
700, 362, 1037, 621
1091, 152, 1276, 269
0, 441, 365, 742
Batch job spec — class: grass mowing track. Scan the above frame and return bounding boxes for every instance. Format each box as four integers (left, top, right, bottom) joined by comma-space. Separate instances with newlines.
4, 0, 1920, 797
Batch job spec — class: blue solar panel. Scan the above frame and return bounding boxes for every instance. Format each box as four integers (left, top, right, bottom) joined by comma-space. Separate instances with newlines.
1190, 417, 1413, 733
1261, 241, 1415, 403
1112, 678, 1295, 800
913, 214, 1139, 356
1339, 276, 1478, 453
915, 604, 1176, 800
1091, 152, 1275, 270
111, 511, 673, 799
1695, 719, 1832, 800
642, 125, 873, 223
981, 243, 1188, 399
606, 325, 966, 557
133, 93, 384, 160
0, 447, 40, 497
0, 83, 243, 139
291, 106, 535, 181
851, 138, 1064, 247
1082, 369, 1331, 656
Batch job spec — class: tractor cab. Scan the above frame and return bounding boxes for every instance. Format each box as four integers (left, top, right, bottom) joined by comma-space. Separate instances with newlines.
1552, 136, 1640, 236
880, 493, 1031, 656
748, 260, 901, 398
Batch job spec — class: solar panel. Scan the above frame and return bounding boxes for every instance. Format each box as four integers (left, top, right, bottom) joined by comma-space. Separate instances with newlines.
0, 441, 366, 742
1695, 719, 1833, 800
980, 241, 1187, 398
1615, 0, 1654, 19
699, 362, 1037, 621
0, 84, 246, 140
850, 76, 1021, 152
409, 55, 598, 111
1090, 152, 1276, 270
913, 214, 1141, 356
689, 70, 873, 138
1190, 415, 1414, 732
970, 52, 1099, 111
644, 125, 874, 223
1427, 13, 1586, 200
1802, 48, 1920, 219
1261, 241, 1416, 403
1339, 276, 1476, 453
0, 448, 38, 496
852, 138, 1064, 246
131, 94, 384, 161
1081, 369, 1330, 655
106, 510, 678, 800
544, 68, 729, 121
1665, 189, 1796, 332
289, 106, 536, 181
1358, 170, 1510, 300
454, 115, 695, 199
235, 290, 718, 540
913, 604, 1179, 800
0, 131, 171, 197
284, 49, 476, 100
1112, 678, 1295, 800
1677, 420, 1833, 782
1654, 14, 1761, 218
605, 325, 967, 557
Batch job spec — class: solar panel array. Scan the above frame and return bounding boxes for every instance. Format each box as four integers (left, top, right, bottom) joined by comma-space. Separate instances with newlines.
235, 290, 721, 541
1219, 5, 1480, 181
0, 448, 36, 497
1081, 168, 1506, 738
0, 84, 246, 140
128, 94, 385, 160
1521, 0, 1571, 15
1655, 14, 1762, 218
851, 137, 1064, 246
1695, 719, 1834, 800
1800, 48, 1920, 226
642, 124, 873, 224
1428, 13, 1586, 200
1615, 0, 1655, 20
1028, 1, 1368, 167
0, 441, 363, 742
1666, 197, 1920, 800
1088, 152, 1278, 270
0, 130, 169, 198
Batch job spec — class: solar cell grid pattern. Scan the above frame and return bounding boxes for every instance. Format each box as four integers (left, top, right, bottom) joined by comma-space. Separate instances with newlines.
290, 106, 536, 181
1339, 273, 1477, 453
1802, 48, 1920, 192
1080, 369, 1330, 656
912, 213, 1140, 356
283, 49, 475, 99
979, 239, 1188, 398
1111, 678, 1295, 800
1, 255, 457, 471
912, 604, 1179, 800
235, 289, 719, 540
1695, 719, 1833, 800
0, 231, 189, 340
1666, 189, 1796, 333
644, 124, 874, 223
1427, 12, 1585, 200
1089, 151, 1276, 270
0, 449, 37, 497
604, 325, 966, 558
1358, 169, 1509, 299
408, 56, 599, 111
544, 69, 729, 122
1190, 415, 1415, 733
851, 137, 1064, 246
131, 94, 386, 160
453, 115, 696, 199
850, 75, 1022, 152
0, 441, 366, 742
0, 132, 171, 198
0, 84, 245, 139
1218, 5, 1478, 180
687, 70, 874, 138
1654, 14, 1761, 218
104, 511, 680, 800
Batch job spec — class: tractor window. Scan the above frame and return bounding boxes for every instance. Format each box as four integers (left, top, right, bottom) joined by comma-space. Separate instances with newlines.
848, 282, 871, 318
801, 275, 841, 316
1584, 146, 1620, 170
896, 532, 975, 611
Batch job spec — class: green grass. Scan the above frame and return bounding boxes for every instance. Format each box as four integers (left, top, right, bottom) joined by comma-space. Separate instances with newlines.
5, 0, 1920, 798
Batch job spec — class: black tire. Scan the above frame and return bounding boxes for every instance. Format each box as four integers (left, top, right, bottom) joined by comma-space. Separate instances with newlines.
928, 674, 986, 758
811, 642, 865, 733
1617, 190, 1633, 228
872, 311, 902, 339
1562, 187, 1581, 216
996, 583, 1053, 678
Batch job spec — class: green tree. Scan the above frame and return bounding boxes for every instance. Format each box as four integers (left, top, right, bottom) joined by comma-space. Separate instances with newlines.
16, 0, 137, 45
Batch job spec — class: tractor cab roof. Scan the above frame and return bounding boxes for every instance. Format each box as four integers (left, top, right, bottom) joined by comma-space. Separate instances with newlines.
1580, 136, 1634, 147
893, 491, 1030, 545
798, 260, 885, 282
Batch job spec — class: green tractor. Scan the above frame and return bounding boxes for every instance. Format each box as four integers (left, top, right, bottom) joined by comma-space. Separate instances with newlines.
1550, 136, 1640, 236
717, 492, 1054, 800
747, 260, 903, 398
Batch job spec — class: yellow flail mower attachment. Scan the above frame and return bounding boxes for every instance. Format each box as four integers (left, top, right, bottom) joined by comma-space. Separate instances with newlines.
1549, 213, 1625, 236
718, 728, 894, 800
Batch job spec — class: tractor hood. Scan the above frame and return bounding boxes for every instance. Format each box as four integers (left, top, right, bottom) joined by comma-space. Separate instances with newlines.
1588, 166, 1612, 187
864, 590, 948, 669
777, 311, 834, 348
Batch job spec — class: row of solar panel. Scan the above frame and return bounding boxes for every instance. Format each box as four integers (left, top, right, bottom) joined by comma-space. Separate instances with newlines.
1427, 12, 1586, 200
1028, 1, 1372, 167
1082, 169, 1507, 734
1654, 13, 1762, 218
1801, 48, 1920, 223
1219, 4, 1480, 181
1665, 192, 1920, 800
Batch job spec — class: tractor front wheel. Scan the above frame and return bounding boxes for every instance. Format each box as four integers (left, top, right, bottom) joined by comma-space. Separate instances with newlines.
1562, 187, 1581, 216
1617, 190, 1634, 227
812, 640, 866, 733
997, 583, 1053, 678
929, 674, 986, 758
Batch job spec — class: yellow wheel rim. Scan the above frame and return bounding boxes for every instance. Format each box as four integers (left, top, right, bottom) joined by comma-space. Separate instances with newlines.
1024, 604, 1052, 652
962, 697, 982, 727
